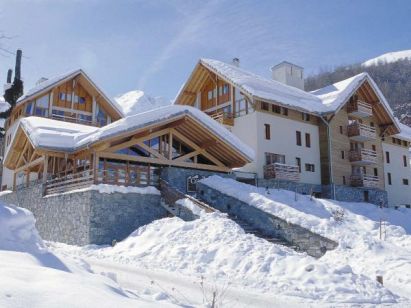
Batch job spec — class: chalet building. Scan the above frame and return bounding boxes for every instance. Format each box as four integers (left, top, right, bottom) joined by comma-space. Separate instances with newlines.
175, 59, 411, 207
1, 69, 253, 194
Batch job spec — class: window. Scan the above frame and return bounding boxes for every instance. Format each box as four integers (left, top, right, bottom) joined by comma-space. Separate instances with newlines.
34, 94, 49, 117
264, 124, 271, 140
296, 131, 302, 146
385, 151, 390, 164
52, 109, 65, 118
305, 133, 311, 148
222, 84, 229, 95
342, 176, 346, 185
218, 86, 222, 96
387, 173, 392, 185
272, 105, 281, 114
341, 151, 345, 159
403, 155, 408, 167
372, 145, 376, 152
373, 168, 378, 177
59, 92, 66, 100
370, 122, 374, 127
96, 105, 107, 126
339, 126, 343, 134
302, 113, 310, 121
403, 179, 409, 185
261, 102, 269, 111
305, 163, 315, 172
78, 114, 92, 124
78, 97, 86, 104
207, 90, 213, 100
402, 140, 408, 147
25, 102, 33, 115
282, 107, 288, 116
265, 152, 285, 165
296, 157, 301, 173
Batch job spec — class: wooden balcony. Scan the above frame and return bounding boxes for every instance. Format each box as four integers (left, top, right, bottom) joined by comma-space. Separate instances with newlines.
263, 163, 300, 182
350, 174, 379, 188
347, 100, 373, 118
210, 111, 234, 126
347, 122, 376, 141
348, 149, 377, 165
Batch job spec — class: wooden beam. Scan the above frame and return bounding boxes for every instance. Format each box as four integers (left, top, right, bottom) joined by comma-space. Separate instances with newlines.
136, 141, 167, 160
174, 149, 203, 162
99, 151, 230, 173
14, 156, 44, 174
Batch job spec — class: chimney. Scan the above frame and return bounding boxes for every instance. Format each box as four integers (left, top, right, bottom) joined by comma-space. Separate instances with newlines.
270, 61, 304, 90
232, 58, 240, 67
14, 49, 22, 81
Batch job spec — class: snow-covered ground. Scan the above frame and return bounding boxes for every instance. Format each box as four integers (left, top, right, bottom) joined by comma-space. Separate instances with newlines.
3, 176, 411, 306
0, 202, 181, 308
362, 49, 411, 67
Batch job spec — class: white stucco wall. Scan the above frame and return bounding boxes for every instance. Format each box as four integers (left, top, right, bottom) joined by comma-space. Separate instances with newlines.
232, 111, 321, 184
382, 142, 411, 207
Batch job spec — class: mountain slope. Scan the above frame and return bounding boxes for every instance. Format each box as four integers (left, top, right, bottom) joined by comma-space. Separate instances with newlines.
114, 90, 172, 116
362, 50, 411, 67
305, 52, 411, 120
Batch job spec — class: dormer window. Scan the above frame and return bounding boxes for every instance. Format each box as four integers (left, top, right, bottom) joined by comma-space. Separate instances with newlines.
34, 94, 49, 117
25, 102, 33, 115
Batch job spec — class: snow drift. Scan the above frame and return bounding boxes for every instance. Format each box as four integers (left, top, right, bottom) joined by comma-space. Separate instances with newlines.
114, 90, 171, 116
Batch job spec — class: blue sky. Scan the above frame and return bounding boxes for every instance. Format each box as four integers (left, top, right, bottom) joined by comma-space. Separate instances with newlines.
0, 0, 410, 101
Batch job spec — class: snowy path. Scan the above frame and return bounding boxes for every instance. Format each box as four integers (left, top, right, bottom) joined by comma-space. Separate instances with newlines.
69, 257, 307, 308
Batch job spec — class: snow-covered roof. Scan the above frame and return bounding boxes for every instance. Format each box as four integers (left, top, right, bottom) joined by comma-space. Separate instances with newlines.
0, 96, 11, 129
18, 105, 254, 161
16, 69, 124, 117
199, 59, 327, 113
395, 122, 411, 142
114, 90, 172, 116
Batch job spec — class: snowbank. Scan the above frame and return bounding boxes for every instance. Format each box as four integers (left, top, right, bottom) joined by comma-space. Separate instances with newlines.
51, 211, 398, 304
176, 198, 206, 217
114, 90, 172, 116
0, 201, 179, 307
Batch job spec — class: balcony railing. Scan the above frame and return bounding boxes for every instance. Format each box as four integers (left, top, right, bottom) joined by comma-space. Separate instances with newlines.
348, 148, 377, 165
210, 111, 234, 126
350, 174, 379, 188
347, 100, 373, 118
347, 122, 376, 141
263, 163, 300, 182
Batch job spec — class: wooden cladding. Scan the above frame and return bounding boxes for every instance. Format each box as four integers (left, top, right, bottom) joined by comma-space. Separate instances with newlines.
263, 163, 300, 182
347, 99, 373, 118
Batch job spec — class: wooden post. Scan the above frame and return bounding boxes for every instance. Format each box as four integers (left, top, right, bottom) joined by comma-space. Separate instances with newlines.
42, 155, 48, 195
93, 152, 99, 184
169, 130, 173, 161
92, 96, 97, 125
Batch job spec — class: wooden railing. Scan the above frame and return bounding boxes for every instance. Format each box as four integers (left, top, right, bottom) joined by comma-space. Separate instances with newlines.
350, 174, 379, 188
347, 100, 372, 117
263, 163, 300, 182
44, 167, 159, 195
347, 122, 376, 140
348, 148, 377, 164
45, 169, 95, 195
51, 114, 95, 126
210, 111, 234, 126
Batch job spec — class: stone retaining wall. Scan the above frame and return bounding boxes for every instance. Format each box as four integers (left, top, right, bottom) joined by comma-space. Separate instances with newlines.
322, 184, 388, 206
0, 183, 165, 245
197, 182, 338, 258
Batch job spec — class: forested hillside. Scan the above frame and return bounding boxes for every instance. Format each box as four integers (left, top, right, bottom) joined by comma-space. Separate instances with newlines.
305, 59, 411, 123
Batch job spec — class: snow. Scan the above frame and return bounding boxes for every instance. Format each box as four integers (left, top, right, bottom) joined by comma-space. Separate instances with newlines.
199, 59, 328, 113
17, 105, 255, 161
395, 121, 411, 141
45, 184, 160, 198
0, 201, 183, 307
114, 90, 172, 116
176, 198, 206, 217
50, 211, 401, 305
362, 49, 411, 67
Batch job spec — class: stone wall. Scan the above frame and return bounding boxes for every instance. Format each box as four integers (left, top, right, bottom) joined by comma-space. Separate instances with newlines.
197, 182, 338, 258
322, 184, 388, 206
0, 183, 165, 245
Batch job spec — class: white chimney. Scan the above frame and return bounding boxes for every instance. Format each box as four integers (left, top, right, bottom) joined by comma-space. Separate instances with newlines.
270, 61, 304, 90
232, 58, 240, 67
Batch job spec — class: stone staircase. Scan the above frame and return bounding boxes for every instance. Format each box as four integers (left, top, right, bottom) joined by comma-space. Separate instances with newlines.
227, 213, 300, 250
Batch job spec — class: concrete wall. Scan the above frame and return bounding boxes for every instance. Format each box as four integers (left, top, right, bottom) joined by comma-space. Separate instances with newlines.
257, 178, 322, 195
382, 142, 411, 207
0, 183, 165, 245
196, 182, 337, 258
